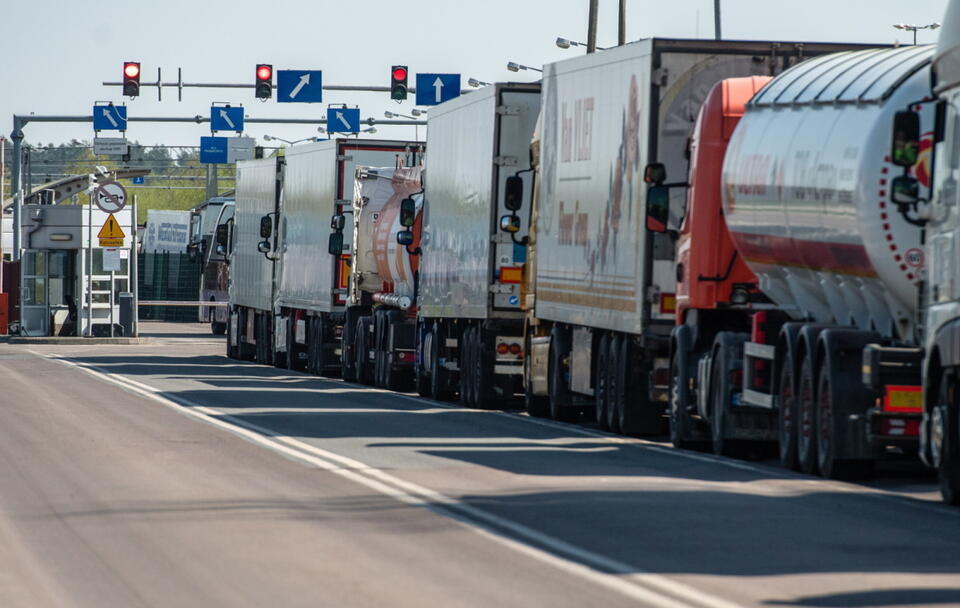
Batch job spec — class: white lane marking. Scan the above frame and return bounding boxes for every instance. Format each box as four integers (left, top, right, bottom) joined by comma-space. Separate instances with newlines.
38, 352, 742, 608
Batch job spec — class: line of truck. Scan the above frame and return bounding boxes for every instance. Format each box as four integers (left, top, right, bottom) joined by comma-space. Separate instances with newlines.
216, 3, 960, 506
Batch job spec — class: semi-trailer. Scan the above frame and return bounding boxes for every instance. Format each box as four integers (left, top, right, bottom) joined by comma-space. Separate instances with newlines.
414, 82, 541, 408
270, 139, 422, 375
225, 140, 422, 372
657, 45, 933, 477
519, 38, 880, 432
336, 163, 424, 389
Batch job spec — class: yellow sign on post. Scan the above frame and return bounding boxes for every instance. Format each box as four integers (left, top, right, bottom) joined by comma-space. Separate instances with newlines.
98, 213, 126, 247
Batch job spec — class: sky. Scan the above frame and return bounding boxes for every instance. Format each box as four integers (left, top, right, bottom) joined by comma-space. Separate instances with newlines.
0, 0, 950, 148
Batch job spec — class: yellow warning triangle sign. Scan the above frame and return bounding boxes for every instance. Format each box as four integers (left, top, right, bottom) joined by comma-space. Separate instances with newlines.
98, 214, 126, 239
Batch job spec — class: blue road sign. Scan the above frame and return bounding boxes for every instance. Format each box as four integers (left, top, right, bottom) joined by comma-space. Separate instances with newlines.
415, 73, 461, 106
200, 136, 229, 164
132, 176, 145, 184
93, 105, 127, 131
326, 107, 360, 133
211, 106, 244, 132
278, 70, 322, 103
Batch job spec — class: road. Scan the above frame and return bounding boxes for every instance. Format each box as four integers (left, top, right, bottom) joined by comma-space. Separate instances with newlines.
1, 322, 958, 608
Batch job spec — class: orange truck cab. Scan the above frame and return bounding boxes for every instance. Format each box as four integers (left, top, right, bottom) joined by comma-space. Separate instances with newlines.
675, 76, 770, 321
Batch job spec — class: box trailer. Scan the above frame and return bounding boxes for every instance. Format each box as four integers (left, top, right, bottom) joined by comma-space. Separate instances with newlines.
415, 82, 541, 407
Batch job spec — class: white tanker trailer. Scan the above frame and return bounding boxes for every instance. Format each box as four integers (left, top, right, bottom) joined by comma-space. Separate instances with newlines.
335, 165, 424, 390
655, 45, 935, 478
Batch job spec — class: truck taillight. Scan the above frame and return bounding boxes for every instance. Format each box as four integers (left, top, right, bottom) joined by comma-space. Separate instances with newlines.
497, 343, 509, 355
509, 343, 522, 355
880, 417, 920, 436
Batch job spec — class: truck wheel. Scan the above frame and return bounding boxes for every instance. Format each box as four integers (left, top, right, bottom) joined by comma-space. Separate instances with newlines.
595, 333, 610, 430
778, 356, 800, 471
709, 334, 748, 458
459, 327, 472, 405
607, 334, 624, 433
669, 350, 701, 450
797, 355, 819, 475
416, 330, 431, 397
524, 334, 550, 418
549, 327, 578, 422
935, 376, 960, 505
816, 357, 872, 480
430, 323, 454, 401
614, 336, 659, 435
355, 317, 373, 385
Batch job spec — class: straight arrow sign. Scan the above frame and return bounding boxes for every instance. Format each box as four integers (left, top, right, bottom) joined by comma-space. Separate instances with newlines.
416, 73, 461, 106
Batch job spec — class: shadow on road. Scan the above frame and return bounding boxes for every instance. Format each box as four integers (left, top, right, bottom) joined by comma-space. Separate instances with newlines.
765, 588, 960, 606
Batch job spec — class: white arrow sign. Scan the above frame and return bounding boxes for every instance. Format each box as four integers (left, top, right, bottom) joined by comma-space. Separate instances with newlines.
433, 77, 444, 104
335, 111, 351, 130
219, 110, 236, 130
289, 73, 310, 99
102, 107, 118, 128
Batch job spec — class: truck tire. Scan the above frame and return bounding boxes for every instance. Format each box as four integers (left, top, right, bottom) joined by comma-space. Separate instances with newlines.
816, 357, 873, 479
341, 309, 359, 381
524, 333, 550, 418
595, 333, 610, 430
549, 327, 578, 422
459, 326, 475, 406
429, 322, 455, 401
238, 309, 256, 362
778, 356, 801, 471
607, 334, 624, 432
373, 310, 386, 388
415, 325, 431, 397
670, 349, 702, 450
355, 317, 373, 385
226, 309, 239, 360
709, 333, 748, 458
383, 311, 409, 392
797, 354, 819, 475
935, 375, 960, 506
614, 337, 660, 435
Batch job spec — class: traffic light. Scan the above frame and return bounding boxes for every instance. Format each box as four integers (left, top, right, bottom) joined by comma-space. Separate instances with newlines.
391, 65, 408, 101
122, 61, 141, 97
255, 64, 273, 100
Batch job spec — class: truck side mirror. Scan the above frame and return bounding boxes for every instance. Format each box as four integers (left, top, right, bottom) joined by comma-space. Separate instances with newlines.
646, 185, 670, 232
504, 175, 524, 211
499, 214, 521, 233
891, 111, 920, 167
399, 197, 416, 227
259, 215, 273, 239
257, 240, 271, 254
644, 162, 667, 185
396, 230, 414, 246
330, 214, 346, 231
891, 175, 919, 206
328, 231, 344, 256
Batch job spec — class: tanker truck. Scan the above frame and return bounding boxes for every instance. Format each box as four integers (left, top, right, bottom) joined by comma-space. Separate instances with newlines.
334, 164, 423, 390
657, 45, 934, 478
518, 38, 878, 432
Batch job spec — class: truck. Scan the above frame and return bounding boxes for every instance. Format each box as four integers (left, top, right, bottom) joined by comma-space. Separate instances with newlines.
519, 38, 880, 432
335, 164, 423, 389
187, 197, 234, 334
414, 82, 541, 408
658, 44, 934, 477
228, 139, 423, 373
904, 0, 960, 504
225, 158, 282, 364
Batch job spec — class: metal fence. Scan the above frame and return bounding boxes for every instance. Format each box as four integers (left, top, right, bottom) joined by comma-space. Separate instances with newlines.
138, 252, 202, 322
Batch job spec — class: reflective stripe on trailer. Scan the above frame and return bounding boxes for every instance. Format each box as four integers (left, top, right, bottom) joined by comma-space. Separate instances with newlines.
883, 385, 922, 412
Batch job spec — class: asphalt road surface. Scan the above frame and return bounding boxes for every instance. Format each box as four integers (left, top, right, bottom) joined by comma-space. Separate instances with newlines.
1, 322, 958, 608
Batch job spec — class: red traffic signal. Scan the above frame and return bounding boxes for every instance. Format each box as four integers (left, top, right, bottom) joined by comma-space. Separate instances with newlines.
123, 61, 141, 97
255, 64, 273, 99
391, 65, 408, 101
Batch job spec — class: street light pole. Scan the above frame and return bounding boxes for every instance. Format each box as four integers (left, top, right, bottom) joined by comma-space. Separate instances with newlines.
893, 22, 941, 45
714, 0, 722, 40
587, 0, 599, 53
618, 0, 626, 46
